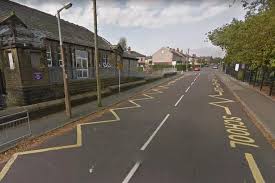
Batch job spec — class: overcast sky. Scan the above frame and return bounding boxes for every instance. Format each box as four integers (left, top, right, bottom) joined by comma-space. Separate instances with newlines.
12, 0, 246, 57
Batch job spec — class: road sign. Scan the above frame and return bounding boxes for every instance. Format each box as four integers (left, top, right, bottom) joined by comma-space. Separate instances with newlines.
117, 63, 123, 70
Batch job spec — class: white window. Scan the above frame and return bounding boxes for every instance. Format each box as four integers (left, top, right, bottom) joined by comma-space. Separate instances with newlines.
57, 47, 63, 66
8, 52, 15, 70
75, 50, 89, 79
46, 46, 52, 67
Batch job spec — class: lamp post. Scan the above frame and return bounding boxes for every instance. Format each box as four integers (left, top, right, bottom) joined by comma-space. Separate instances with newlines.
93, 0, 102, 107
186, 48, 190, 72
57, 3, 72, 118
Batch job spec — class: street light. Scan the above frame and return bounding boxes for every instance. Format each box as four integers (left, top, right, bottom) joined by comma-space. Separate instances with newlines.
93, 0, 102, 107
56, 3, 72, 118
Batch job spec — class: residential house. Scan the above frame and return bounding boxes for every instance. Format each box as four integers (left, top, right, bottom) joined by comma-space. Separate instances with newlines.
144, 56, 152, 66
0, 0, 131, 106
126, 47, 146, 67
152, 47, 187, 66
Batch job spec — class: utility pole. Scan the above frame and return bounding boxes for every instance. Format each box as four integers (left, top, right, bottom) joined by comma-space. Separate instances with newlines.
57, 3, 72, 118
186, 48, 190, 72
93, 0, 102, 107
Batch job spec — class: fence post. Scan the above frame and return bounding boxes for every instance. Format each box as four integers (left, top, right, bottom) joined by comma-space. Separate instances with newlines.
253, 69, 258, 87
269, 73, 274, 96
260, 68, 265, 91
242, 68, 246, 82
249, 70, 253, 84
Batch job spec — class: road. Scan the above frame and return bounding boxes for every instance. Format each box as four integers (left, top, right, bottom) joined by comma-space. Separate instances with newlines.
0, 69, 274, 183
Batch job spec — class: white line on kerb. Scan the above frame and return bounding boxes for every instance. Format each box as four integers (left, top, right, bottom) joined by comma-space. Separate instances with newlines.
140, 114, 170, 151
175, 95, 184, 107
191, 81, 194, 86
122, 162, 141, 183
185, 86, 191, 93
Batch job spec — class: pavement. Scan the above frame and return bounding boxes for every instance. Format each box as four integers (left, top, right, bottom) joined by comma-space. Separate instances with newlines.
217, 71, 275, 140
0, 69, 274, 183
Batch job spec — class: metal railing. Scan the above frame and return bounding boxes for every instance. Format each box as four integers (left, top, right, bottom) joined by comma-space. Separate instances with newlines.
225, 66, 275, 96
0, 111, 32, 147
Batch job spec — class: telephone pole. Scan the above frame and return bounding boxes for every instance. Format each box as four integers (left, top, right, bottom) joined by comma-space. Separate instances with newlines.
186, 48, 190, 72
93, 0, 102, 107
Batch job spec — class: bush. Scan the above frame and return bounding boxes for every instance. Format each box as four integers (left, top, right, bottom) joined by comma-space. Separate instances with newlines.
176, 65, 185, 71
176, 64, 192, 71
237, 70, 244, 80
152, 64, 172, 70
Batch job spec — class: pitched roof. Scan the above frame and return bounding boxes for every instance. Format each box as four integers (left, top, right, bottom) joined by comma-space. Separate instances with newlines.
169, 48, 187, 58
0, 0, 111, 50
129, 50, 146, 58
0, 12, 27, 27
123, 51, 139, 60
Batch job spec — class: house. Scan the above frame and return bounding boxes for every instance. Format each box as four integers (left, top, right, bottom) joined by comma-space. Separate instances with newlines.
0, 0, 132, 106
145, 56, 152, 66
152, 47, 188, 66
126, 47, 146, 67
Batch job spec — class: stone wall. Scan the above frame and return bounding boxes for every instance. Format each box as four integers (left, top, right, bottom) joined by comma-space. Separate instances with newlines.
6, 77, 141, 106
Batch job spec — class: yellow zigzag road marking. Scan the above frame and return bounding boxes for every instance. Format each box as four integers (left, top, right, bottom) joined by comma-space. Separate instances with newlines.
0, 77, 181, 181
209, 78, 234, 115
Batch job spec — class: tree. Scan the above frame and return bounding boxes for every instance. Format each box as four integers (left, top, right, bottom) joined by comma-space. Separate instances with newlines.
207, 2, 275, 71
118, 37, 127, 51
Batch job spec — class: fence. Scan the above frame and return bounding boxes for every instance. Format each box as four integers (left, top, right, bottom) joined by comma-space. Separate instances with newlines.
225, 66, 275, 96
0, 111, 31, 148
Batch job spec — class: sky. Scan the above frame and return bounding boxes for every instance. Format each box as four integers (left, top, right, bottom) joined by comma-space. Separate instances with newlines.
12, 0, 247, 57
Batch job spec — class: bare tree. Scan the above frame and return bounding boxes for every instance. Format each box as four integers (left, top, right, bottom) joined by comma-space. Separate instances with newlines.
118, 37, 127, 51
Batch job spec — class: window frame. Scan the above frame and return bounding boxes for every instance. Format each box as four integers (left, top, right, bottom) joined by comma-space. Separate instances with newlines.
46, 46, 53, 67
57, 47, 63, 67
75, 50, 89, 79
8, 52, 15, 70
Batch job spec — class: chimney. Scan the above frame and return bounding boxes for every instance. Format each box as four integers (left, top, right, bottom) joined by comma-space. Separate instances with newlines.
177, 48, 179, 52
128, 46, 131, 52
181, 49, 183, 53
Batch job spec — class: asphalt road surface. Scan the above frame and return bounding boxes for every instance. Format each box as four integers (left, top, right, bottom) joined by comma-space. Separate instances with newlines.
0, 69, 274, 183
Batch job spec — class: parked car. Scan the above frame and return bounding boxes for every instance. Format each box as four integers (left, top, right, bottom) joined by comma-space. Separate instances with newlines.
212, 65, 218, 69
194, 67, 200, 71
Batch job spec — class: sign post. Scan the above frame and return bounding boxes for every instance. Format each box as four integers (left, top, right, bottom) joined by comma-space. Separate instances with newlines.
117, 63, 123, 93
119, 69, 121, 93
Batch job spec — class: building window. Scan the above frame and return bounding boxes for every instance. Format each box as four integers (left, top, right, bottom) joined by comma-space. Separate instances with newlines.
46, 46, 52, 67
57, 47, 63, 66
75, 50, 89, 79
8, 52, 15, 70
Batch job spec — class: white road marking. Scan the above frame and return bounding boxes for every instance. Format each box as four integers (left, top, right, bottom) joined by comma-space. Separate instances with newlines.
174, 95, 184, 107
140, 114, 170, 151
122, 162, 141, 183
185, 86, 191, 93
191, 81, 194, 86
